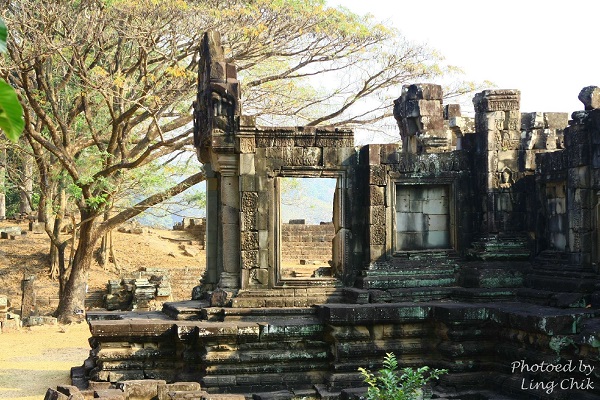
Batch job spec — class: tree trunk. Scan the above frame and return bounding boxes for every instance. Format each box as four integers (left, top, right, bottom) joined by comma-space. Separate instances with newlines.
96, 211, 110, 267
19, 152, 33, 215
0, 143, 5, 220
49, 181, 67, 280
56, 213, 98, 323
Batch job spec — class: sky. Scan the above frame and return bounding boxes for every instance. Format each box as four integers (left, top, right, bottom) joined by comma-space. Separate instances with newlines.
327, 0, 600, 115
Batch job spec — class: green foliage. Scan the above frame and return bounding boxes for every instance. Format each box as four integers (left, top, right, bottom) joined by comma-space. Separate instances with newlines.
0, 18, 23, 142
0, 18, 6, 53
358, 353, 447, 400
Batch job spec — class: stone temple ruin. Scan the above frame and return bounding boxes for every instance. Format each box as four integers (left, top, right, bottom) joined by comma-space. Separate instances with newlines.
70, 31, 600, 400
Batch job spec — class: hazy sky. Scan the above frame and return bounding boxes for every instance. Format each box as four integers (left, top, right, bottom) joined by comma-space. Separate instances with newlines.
327, 0, 600, 115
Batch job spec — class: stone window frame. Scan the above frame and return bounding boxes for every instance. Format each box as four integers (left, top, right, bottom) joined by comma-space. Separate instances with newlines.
272, 167, 346, 287
391, 177, 457, 255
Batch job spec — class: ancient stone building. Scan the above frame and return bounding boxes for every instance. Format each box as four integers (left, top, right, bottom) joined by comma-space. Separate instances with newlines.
78, 32, 600, 400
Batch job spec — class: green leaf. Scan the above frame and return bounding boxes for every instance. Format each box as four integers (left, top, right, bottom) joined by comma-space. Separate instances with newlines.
0, 18, 6, 53
0, 78, 24, 142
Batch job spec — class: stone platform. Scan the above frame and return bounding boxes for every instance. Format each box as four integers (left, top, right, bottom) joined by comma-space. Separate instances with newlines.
77, 293, 600, 399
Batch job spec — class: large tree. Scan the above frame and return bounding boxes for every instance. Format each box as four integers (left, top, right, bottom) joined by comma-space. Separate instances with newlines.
1, 0, 479, 322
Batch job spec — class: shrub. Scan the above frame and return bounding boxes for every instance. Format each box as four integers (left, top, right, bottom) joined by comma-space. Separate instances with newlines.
358, 353, 448, 400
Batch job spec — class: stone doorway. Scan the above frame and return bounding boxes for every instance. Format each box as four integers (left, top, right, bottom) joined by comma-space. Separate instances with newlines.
275, 174, 344, 285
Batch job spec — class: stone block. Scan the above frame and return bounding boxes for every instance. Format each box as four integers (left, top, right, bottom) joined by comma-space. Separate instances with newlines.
1, 317, 20, 331
93, 389, 125, 400
363, 144, 380, 165
403, 83, 443, 100
236, 136, 256, 153
57, 385, 84, 400
369, 165, 386, 186
369, 206, 385, 226
369, 245, 385, 262
157, 382, 202, 400
249, 268, 269, 285
369, 225, 385, 245
240, 250, 258, 269
544, 112, 568, 130
578, 86, 600, 110
87, 382, 112, 391
165, 390, 209, 400
427, 214, 448, 231
369, 185, 385, 206
117, 380, 166, 400
240, 231, 259, 251
397, 212, 425, 232
240, 175, 256, 191
239, 153, 255, 175
444, 104, 461, 119
473, 89, 520, 113
44, 388, 70, 400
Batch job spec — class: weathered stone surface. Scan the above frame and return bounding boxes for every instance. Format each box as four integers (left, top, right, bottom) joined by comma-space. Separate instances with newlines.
473, 89, 520, 112
578, 86, 600, 110
240, 231, 259, 251
93, 389, 125, 400
116, 380, 166, 400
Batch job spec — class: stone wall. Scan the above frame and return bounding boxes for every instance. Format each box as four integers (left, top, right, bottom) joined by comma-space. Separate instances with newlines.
281, 222, 335, 263
173, 218, 206, 248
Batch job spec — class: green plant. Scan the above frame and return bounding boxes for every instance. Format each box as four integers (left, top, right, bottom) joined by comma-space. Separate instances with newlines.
0, 18, 24, 142
358, 353, 447, 400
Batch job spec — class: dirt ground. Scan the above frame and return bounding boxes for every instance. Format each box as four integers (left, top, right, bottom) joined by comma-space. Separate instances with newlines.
0, 221, 206, 311
0, 323, 90, 400
0, 220, 207, 399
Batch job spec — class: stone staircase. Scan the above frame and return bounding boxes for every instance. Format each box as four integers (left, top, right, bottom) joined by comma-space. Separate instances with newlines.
517, 250, 599, 308
355, 251, 459, 299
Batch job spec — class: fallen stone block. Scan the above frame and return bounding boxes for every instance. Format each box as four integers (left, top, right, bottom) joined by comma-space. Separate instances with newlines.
203, 394, 245, 400
44, 388, 69, 400
1, 318, 20, 332
116, 379, 166, 400
87, 382, 112, 391
157, 383, 202, 400
166, 391, 209, 400
57, 385, 84, 400
93, 389, 125, 400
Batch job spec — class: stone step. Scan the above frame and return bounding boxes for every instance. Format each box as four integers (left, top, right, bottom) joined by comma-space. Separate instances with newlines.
451, 287, 517, 302
356, 275, 456, 290
458, 262, 527, 288
162, 300, 208, 320
524, 274, 597, 293
516, 288, 590, 308
384, 287, 454, 302
201, 371, 327, 393
527, 267, 597, 279
362, 264, 457, 277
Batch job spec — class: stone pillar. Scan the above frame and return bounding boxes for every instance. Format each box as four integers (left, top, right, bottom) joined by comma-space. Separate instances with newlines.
393, 83, 445, 154
216, 154, 240, 289
21, 275, 36, 320
473, 89, 521, 233
204, 164, 219, 287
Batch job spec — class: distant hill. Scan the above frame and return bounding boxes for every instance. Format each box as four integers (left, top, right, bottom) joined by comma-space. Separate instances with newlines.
136, 178, 337, 228
280, 177, 336, 225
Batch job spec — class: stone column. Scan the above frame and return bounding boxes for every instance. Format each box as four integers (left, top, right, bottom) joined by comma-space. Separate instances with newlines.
204, 164, 219, 286
216, 154, 240, 289
473, 89, 521, 233
21, 275, 36, 320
